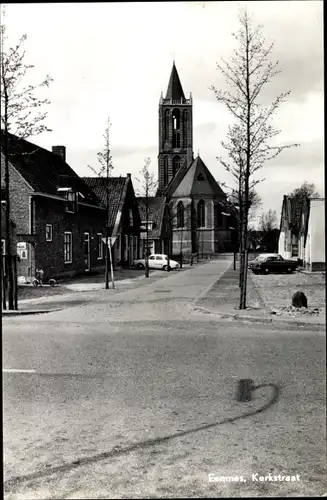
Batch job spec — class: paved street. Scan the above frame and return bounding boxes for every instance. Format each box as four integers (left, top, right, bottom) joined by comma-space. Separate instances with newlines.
3, 260, 326, 499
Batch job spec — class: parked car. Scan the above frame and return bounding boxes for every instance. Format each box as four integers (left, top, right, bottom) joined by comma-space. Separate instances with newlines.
133, 254, 180, 271
249, 254, 299, 274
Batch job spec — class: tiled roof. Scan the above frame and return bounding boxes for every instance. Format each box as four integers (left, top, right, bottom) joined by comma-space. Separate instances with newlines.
165, 62, 186, 101
164, 155, 226, 199
163, 158, 189, 198
192, 156, 227, 197
83, 176, 127, 228
0, 132, 101, 206
137, 196, 166, 239
1, 204, 16, 227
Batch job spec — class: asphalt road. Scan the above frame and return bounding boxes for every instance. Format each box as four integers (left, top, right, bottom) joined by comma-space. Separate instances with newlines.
3, 260, 326, 499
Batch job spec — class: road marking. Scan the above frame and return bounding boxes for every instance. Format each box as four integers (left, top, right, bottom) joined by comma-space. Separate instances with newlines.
3, 369, 37, 373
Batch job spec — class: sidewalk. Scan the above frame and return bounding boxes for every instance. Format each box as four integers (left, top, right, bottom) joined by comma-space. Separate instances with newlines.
2, 262, 204, 315
194, 264, 326, 328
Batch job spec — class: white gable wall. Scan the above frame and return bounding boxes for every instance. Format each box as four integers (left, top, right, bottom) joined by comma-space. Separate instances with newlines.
305, 199, 325, 271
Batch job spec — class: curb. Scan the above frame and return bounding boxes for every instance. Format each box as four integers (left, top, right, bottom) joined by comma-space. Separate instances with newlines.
2, 308, 63, 316
192, 305, 325, 328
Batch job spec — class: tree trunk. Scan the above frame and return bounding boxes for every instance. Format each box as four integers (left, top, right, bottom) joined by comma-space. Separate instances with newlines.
105, 164, 110, 289
145, 195, 149, 278
240, 22, 251, 311
238, 176, 244, 288
239, 203, 247, 309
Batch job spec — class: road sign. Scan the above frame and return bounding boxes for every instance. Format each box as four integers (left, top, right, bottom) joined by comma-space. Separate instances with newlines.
17, 242, 27, 250
102, 236, 117, 247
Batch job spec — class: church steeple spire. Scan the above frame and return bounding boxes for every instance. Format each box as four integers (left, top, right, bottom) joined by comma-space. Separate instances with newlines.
165, 62, 185, 101
158, 64, 193, 194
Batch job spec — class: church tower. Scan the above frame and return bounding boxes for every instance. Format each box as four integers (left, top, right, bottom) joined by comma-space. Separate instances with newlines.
157, 62, 193, 194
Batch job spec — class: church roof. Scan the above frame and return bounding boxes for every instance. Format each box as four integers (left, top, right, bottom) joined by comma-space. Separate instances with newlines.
164, 155, 226, 199
165, 62, 185, 101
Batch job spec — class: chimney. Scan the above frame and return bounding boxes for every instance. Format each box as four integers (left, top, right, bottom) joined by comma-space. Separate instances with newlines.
127, 173, 131, 178
52, 146, 66, 162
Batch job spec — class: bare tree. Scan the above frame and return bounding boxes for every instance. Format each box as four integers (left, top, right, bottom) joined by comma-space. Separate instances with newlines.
258, 209, 277, 233
210, 8, 299, 309
87, 118, 113, 289
0, 12, 53, 310
136, 158, 157, 278
289, 181, 320, 199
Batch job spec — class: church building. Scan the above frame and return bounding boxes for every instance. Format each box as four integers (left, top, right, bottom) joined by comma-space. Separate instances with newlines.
138, 62, 236, 259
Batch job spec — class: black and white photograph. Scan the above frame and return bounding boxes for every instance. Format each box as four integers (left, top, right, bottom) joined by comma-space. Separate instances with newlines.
1, 1, 325, 498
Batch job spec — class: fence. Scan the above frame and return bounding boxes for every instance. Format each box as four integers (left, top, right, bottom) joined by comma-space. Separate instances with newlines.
1, 255, 18, 310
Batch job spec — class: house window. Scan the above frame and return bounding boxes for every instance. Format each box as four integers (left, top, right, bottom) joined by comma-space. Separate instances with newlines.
45, 224, 53, 242
97, 233, 103, 259
66, 191, 78, 213
58, 187, 78, 213
64, 232, 72, 263
197, 199, 206, 228
177, 201, 184, 228
197, 173, 205, 181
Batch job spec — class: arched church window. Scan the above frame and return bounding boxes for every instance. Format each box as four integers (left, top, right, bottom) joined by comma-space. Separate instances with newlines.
172, 109, 180, 130
177, 201, 184, 228
172, 109, 181, 148
163, 157, 168, 186
183, 110, 188, 147
173, 156, 181, 177
164, 110, 170, 140
197, 199, 206, 228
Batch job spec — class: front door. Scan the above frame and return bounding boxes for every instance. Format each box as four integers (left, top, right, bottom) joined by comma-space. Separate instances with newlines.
84, 232, 90, 271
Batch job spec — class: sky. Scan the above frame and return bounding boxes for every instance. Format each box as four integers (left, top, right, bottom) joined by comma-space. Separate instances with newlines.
2, 1, 324, 226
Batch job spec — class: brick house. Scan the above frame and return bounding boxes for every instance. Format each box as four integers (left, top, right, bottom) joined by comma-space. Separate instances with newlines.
1, 200, 17, 258
83, 174, 141, 268
137, 196, 169, 256
1, 132, 107, 281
